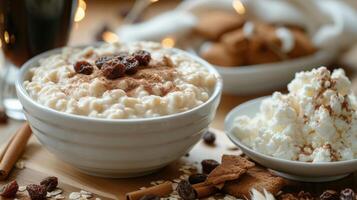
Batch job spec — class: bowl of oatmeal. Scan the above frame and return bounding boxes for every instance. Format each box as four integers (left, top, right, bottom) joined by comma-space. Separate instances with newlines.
225, 67, 357, 182
16, 42, 222, 177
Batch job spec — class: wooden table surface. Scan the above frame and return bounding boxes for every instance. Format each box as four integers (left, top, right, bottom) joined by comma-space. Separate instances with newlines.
1, 0, 357, 199
0, 1, 253, 198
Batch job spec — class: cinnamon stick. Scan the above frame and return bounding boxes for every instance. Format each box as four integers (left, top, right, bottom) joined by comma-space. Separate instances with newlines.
0, 133, 16, 161
193, 182, 218, 198
0, 123, 32, 180
126, 181, 173, 200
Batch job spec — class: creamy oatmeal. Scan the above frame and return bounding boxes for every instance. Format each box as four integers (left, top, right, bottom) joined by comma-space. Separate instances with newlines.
24, 42, 217, 119
233, 67, 357, 162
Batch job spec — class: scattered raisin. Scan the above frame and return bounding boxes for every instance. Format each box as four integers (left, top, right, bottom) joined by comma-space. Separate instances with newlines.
132, 50, 151, 66
95, 56, 112, 69
320, 190, 339, 200
297, 191, 314, 200
115, 52, 129, 61
122, 56, 139, 75
40, 176, 58, 192
26, 184, 47, 200
176, 180, 197, 200
340, 188, 355, 200
202, 131, 216, 145
102, 59, 126, 79
201, 159, 219, 174
139, 194, 160, 200
0, 180, 18, 198
188, 173, 207, 184
74, 61, 94, 75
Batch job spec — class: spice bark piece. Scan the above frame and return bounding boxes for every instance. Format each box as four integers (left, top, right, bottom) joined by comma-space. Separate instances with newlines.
207, 155, 255, 185
192, 182, 218, 199
126, 181, 172, 200
222, 166, 286, 199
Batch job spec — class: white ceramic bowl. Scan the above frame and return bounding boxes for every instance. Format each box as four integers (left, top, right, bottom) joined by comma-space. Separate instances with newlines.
225, 96, 357, 182
16, 45, 223, 178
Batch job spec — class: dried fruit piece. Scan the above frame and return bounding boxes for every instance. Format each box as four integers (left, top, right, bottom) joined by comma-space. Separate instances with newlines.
26, 184, 47, 200
139, 194, 160, 200
340, 188, 355, 200
203, 131, 216, 145
40, 176, 58, 192
320, 190, 339, 200
74, 61, 94, 75
115, 52, 129, 61
188, 173, 207, 184
102, 58, 126, 79
176, 180, 197, 200
201, 159, 220, 174
122, 56, 140, 75
95, 56, 112, 69
132, 50, 151, 66
0, 180, 18, 198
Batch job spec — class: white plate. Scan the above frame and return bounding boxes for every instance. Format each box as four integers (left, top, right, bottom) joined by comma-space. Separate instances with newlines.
224, 96, 357, 182
190, 46, 337, 95
217, 50, 336, 95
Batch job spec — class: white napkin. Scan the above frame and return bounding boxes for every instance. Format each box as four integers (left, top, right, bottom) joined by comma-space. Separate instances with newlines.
117, 10, 197, 42
116, 0, 357, 51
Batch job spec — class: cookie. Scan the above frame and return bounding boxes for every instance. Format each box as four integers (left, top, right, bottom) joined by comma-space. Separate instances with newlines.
194, 11, 245, 41
200, 43, 244, 66
220, 28, 249, 54
206, 155, 255, 185
222, 166, 286, 199
287, 27, 316, 58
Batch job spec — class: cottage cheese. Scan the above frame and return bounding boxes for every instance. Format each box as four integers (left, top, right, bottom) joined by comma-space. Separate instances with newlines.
233, 67, 357, 162
24, 42, 217, 119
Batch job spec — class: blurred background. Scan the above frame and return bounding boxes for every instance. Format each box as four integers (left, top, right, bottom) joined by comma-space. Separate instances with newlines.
1, 0, 357, 123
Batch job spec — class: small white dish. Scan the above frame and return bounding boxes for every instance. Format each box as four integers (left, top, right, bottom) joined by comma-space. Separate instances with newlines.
225, 96, 357, 182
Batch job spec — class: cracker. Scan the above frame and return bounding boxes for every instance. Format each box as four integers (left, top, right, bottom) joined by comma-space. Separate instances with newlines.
287, 27, 316, 58
200, 43, 244, 66
206, 155, 255, 185
194, 11, 245, 40
222, 167, 286, 199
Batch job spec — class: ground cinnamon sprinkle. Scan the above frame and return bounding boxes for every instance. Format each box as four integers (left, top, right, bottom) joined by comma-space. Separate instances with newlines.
66, 62, 177, 97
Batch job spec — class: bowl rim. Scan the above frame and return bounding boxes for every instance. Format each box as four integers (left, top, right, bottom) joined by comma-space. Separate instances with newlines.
16, 42, 223, 124
224, 95, 357, 167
